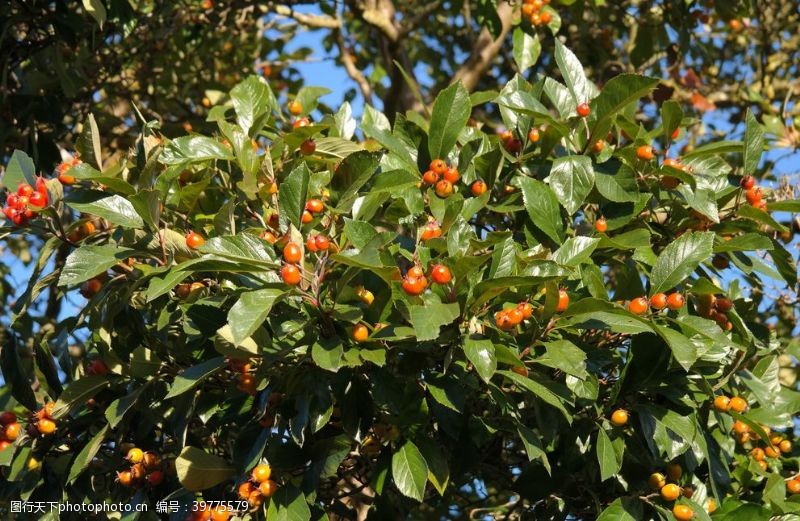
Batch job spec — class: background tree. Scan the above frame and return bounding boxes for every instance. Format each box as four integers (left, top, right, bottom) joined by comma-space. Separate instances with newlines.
1, 1, 800, 520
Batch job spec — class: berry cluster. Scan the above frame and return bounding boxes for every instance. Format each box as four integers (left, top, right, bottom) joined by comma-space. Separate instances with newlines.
56, 156, 81, 185
235, 463, 278, 513
495, 301, 534, 331
3, 179, 48, 226
33, 403, 57, 436
420, 217, 443, 240
741, 175, 767, 210
626, 292, 685, 315
280, 241, 303, 286
302, 197, 324, 224
401, 264, 452, 296
695, 294, 734, 330
117, 446, 164, 488
521, 0, 552, 26
647, 464, 715, 519
228, 357, 256, 395
421, 159, 460, 198
0, 411, 20, 451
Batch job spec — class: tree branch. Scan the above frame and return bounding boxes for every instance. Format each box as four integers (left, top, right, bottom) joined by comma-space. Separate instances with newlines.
452, 2, 515, 92
335, 29, 373, 104
272, 5, 341, 29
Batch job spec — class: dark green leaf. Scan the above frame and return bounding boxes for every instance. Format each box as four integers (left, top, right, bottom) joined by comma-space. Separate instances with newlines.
279, 163, 311, 229
165, 357, 226, 399
65, 191, 144, 228
514, 176, 564, 243
59, 245, 134, 286
428, 81, 471, 159
649, 231, 714, 295
548, 155, 594, 215
463, 336, 496, 383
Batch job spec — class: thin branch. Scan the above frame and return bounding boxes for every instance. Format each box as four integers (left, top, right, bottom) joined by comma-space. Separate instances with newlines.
335, 29, 373, 104
272, 5, 341, 29
451, 1, 514, 92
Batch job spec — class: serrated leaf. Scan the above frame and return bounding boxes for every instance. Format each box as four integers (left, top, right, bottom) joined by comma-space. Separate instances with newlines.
59, 245, 134, 286
743, 109, 765, 175
409, 302, 460, 341
175, 446, 235, 492
2, 150, 36, 189
554, 40, 594, 105
548, 155, 595, 215
230, 75, 272, 135
552, 237, 600, 267
65, 191, 144, 228
596, 428, 623, 481
514, 176, 564, 244
649, 231, 714, 295
279, 163, 310, 229
164, 357, 226, 399
588, 74, 659, 143
160, 136, 234, 164
512, 28, 541, 73
428, 81, 471, 159
391, 441, 428, 502
228, 289, 283, 345
463, 336, 496, 383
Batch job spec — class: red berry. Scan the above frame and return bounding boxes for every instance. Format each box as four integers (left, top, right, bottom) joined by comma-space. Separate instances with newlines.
17, 184, 34, 197
430, 264, 452, 285
577, 103, 591, 117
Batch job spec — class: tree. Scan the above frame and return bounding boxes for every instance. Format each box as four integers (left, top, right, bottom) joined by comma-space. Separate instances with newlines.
1, 1, 799, 520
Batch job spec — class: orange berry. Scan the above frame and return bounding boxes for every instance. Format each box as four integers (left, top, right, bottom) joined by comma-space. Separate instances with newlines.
435, 179, 454, 198
627, 297, 648, 315
713, 395, 731, 412
117, 470, 134, 487
511, 365, 529, 377
314, 235, 330, 250
666, 293, 685, 310
429, 159, 447, 174
306, 236, 318, 252
422, 170, 439, 185
764, 446, 779, 458
750, 448, 765, 461
408, 266, 424, 278
210, 506, 231, 521
471, 180, 487, 196
660, 483, 681, 501
672, 504, 694, 521
301, 210, 313, 223
788, 479, 800, 494
402, 276, 427, 296
288, 100, 303, 116
292, 117, 311, 130
518, 302, 533, 319
281, 264, 301, 286
528, 128, 540, 143
430, 264, 452, 285
251, 464, 272, 483
143, 451, 160, 470
594, 217, 607, 233
591, 140, 606, 154
732, 420, 749, 434
556, 289, 569, 313
780, 440, 792, 453
650, 293, 668, 310
305, 199, 324, 213
740, 175, 755, 190
4, 422, 20, 441
577, 102, 590, 117
259, 479, 278, 497
666, 463, 682, 481
610, 409, 628, 427
37, 418, 56, 435
507, 308, 524, 326
636, 145, 655, 160
283, 242, 302, 264
443, 167, 460, 184
745, 187, 762, 205
126, 447, 144, 463
186, 231, 205, 249
706, 498, 716, 513
648, 472, 666, 490
238, 481, 256, 499
352, 323, 369, 343
729, 396, 747, 413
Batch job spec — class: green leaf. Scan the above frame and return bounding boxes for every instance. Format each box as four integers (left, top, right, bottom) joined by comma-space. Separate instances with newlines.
279, 163, 310, 229
554, 40, 594, 105
428, 81, 471, 159
560, 311, 652, 335
596, 428, 623, 481
514, 176, 564, 244
409, 302, 460, 341
713, 233, 773, 253
652, 324, 698, 371
165, 357, 226, 399
105, 389, 142, 428
552, 237, 600, 267
0, 332, 37, 410
68, 425, 109, 483
595, 161, 639, 202
65, 191, 144, 228
512, 28, 541, 73
498, 370, 572, 421
743, 109, 765, 175
160, 136, 234, 164
463, 336, 496, 383
59, 245, 134, 287
661, 100, 683, 142
230, 75, 272, 135
649, 231, 714, 295
82, 0, 107, 28
517, 425, 551, 474
76, 113, 103, 170
391, 441, 429, 502
175, 446, 235, 492
311, 337, 344, 372
2, 150, 36, 189
228, 289, 284, 345
548, 155, 595, 215
589, 74, 659, 143
596, 498, 643, 521
417, 439, 450, 495
52, 375, 110, 419
199, 233, 276, 268
129, 190, 162, 230
266, 486, 313, 521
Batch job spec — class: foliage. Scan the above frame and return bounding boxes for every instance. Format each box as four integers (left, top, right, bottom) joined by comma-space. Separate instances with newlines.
1, 1, 800, 521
